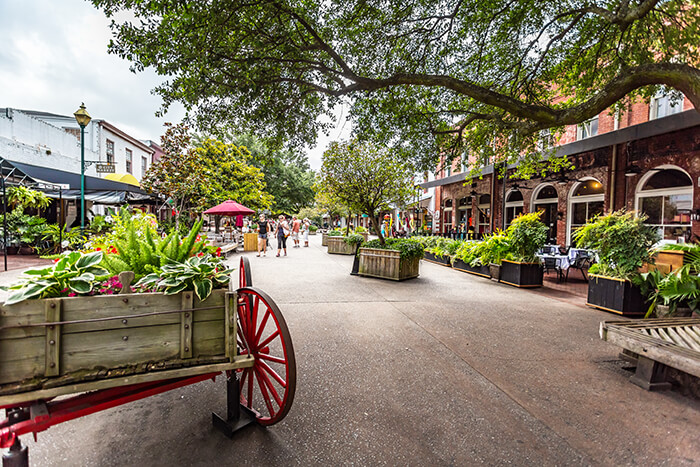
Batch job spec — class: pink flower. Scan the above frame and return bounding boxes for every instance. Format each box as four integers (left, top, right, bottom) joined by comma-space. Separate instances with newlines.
68, 292, 77, 297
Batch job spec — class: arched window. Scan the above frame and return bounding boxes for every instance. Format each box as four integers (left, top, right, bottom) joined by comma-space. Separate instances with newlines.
477, 194, 491, 234
636, 168, 693, 241
505, 190, 524, 227
533, 184, 558, 244
568, 179, 604, 244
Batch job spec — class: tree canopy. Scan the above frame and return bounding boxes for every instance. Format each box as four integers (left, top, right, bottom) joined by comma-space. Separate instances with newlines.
317, 141, 414, 243
93, 0, 700, 172
142, 123, 271, 222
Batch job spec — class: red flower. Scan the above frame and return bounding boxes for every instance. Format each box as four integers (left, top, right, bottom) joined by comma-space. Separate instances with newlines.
95, 247, 102, 251
197, 252, 205, 257
215, 247, 222, 257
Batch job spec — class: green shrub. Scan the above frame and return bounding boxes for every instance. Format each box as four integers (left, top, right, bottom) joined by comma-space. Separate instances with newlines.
574, 210, 659, 279
361, 238, 424, 260
479, 232, 510, 265
327, 230, 343, 237
505, 212, 548, 262
344, 234, 365, 246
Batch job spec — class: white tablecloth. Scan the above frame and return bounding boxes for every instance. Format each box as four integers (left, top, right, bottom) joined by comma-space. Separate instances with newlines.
537, 254, 570, 270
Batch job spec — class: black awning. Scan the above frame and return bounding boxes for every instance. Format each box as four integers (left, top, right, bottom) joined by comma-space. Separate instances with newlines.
8, 161, 149, 194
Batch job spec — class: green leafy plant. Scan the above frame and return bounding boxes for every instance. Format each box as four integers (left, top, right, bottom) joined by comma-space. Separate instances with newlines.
7, 186, 51, 211
505, 212, 548, 262
327, 230, 343, 237
355, 226, 367, 233
343, 234, 365, 247
454, 241, 482, 266
635, 265, 700, 318
574, 210, 659, 280
659, 243, 700, 273
361, 238, 424, 260
135, 255, 233, 301
479, 232, 511, 265
309, 225, 318, 232
2, 251, 110, 305
41, 224, 84, 253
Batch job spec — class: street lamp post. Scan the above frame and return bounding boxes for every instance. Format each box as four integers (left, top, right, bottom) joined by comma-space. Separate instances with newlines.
73, 103, 92, 233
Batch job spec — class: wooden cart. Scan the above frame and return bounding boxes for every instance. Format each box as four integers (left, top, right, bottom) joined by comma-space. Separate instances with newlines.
1, 257, 295, 466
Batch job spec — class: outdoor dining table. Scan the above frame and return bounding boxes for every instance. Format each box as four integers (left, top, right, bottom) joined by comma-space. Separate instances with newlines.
536, 253, 571, 270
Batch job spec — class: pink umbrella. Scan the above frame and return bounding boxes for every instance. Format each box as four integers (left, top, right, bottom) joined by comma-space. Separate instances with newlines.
203, 200, 255, 216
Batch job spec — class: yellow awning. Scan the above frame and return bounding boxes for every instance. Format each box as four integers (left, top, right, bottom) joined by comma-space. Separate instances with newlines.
104, 173, 140, 187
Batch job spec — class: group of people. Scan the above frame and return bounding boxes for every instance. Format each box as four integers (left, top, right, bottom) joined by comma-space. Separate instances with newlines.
256, 215, 311, 257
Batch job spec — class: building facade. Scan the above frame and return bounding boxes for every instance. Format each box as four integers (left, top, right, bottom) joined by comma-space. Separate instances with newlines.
421, 94, 699, 246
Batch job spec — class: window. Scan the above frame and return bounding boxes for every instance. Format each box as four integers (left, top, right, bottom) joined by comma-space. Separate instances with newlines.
533, 184, 559, 244
141, 156, 148, 178
505, 190, 524, 227
458, 197, 472, 231
477, 194, 491, 234
106, 140, 115, 165
650, 91, 684, 120
445, 164, 451, 177
577, 116, 598, 140
568, 179, 605, 244
538, 129, 553, 151
442, 199, 453, 233
125, 148, 132, 173
636, 168, 693, 241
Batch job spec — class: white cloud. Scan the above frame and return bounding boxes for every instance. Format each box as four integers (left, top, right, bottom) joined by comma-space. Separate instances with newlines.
0, 0, 349, 168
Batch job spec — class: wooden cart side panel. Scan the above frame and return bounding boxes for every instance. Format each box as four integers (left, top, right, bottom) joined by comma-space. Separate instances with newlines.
0, 336, 45, 385
0, 290, 226, 340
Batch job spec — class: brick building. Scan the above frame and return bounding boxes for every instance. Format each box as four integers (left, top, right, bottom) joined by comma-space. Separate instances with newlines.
420, 93, 699, 246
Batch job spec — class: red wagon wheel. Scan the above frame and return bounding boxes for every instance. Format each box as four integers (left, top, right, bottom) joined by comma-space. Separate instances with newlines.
239, 256, 253, 288
236, 287, 296, 425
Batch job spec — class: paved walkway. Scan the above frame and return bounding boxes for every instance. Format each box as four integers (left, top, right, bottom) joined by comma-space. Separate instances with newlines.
5, 235, 700, 465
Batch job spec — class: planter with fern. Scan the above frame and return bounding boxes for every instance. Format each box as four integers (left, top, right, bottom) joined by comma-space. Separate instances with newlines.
574, 211, 659, 317
451, 241, 491, 278
327, 235, 358, 255
0, 248, 241, 400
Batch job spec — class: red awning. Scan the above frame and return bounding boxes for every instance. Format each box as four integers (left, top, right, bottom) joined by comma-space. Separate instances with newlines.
203, 200, 255, 216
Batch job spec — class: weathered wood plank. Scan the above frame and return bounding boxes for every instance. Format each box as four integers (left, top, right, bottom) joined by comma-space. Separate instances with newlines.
675, 327, 700, 351
0, 356, 255, 407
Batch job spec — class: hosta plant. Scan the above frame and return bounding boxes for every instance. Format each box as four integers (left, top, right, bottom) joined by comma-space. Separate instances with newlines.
135, 255, 233, 301
2, 251, 109, 305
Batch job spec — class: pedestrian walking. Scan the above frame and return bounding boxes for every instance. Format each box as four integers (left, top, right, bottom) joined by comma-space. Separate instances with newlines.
256, 214, 271, 257
302, 218, 310, 247
291, 216, 301, 248
275, 215, 290, 257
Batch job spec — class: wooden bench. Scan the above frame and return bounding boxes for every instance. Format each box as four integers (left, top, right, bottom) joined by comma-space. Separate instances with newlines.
219, 243, 238, 256
600, 318, 700, 390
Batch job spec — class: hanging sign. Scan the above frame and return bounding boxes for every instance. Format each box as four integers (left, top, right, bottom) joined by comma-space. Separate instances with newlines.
96, 164, 116, 173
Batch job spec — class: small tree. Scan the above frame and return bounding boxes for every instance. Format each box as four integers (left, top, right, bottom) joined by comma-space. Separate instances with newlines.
317, 141, 414, 245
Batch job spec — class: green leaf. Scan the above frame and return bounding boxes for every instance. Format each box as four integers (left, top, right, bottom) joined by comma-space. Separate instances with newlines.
69, 281, 91, 294
194, 279, 213, 301
71, 273, 95, 282
23, 267, 54, 276
4, 282, 52, 305
76, 251, 104, 270
85, 266, 110, 277
164, 283, 188, 295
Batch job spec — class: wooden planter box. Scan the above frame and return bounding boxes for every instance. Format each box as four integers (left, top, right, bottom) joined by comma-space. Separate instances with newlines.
499, 260, 543, 288
309, 230, 318, 235
243, 232, 258, 251
0, 288, 249, 404
322, 233, 338, 246
423, 251, 451, 267
587, 274, 645, 317
327, 237, 356, 255
452, 259, 491, 278
358, 248, 420, 281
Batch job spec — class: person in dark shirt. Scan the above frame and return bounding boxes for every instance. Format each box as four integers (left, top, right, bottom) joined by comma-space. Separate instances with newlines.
257, 215, 270, 257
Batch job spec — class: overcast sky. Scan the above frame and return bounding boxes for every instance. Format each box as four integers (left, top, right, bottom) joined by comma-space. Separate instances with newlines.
0, 0, 349, 169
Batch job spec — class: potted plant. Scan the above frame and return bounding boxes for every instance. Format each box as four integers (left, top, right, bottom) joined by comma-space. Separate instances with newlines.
357, 238, 423, 280
635, 243, 700, 318
499, 212, 547, 288
322, 229, 342, 246
423, 237, 456, 266
479, 232, 510, 281
328, 233, 362, 255
309, 225, 318, 235
574, 210, 659, 317
452, 241, 492, 278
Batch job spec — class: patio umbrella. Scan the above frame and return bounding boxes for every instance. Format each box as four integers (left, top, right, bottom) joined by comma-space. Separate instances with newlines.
204, 200, 255, 234
203, 200, 255, 216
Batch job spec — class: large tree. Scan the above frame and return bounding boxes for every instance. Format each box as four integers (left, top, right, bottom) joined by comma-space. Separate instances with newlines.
142, 124, 272, 225
93, 0, 700, 172
317, 141, 414, 244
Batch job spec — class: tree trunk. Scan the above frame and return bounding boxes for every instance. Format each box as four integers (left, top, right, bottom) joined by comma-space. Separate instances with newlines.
345, 211, 351, 236
370, 213, 385, 245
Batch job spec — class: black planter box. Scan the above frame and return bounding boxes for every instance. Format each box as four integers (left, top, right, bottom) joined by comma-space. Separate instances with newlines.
499, 260, 543, 288
587, 275, 645, 317
423, 251, 451, 267
452, 259, 491, 278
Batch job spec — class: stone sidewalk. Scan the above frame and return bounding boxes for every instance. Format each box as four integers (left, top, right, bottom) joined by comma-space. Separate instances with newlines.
4, 235, 700, 465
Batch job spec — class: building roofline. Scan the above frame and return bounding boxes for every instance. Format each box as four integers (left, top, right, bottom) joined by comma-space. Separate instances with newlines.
419, 109, 700, 189
99, 120, 154, 154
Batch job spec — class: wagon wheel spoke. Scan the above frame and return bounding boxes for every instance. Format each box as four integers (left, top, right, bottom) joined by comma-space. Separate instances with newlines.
235, 287, 296, 426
